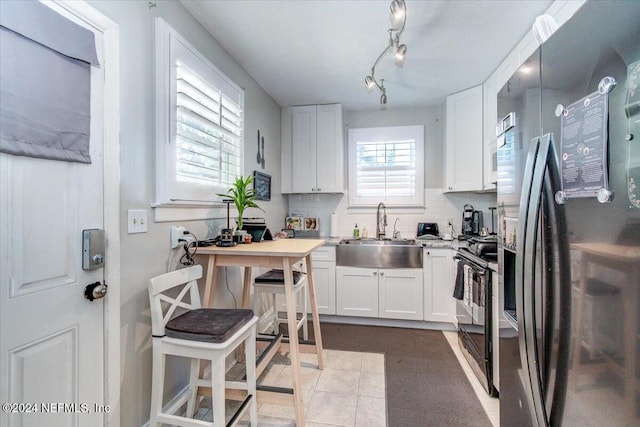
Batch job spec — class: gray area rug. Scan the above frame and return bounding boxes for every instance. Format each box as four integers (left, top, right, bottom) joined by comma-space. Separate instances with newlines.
318, 323, 492, 427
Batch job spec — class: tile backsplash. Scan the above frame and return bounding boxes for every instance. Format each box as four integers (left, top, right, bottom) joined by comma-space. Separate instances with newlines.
286, 189, 497, 239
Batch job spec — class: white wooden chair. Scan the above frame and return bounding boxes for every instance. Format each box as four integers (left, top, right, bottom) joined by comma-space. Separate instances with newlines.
253, 268, 308, 340
148, 265, 258, 427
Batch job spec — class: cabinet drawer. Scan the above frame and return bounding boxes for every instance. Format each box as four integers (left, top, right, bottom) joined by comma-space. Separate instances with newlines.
311, 245, 335, 262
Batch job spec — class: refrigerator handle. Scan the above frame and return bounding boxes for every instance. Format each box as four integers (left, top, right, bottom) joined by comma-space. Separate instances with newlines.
541, 134, 571, 426
515, 135, 541, 426
522, 134, 552, 426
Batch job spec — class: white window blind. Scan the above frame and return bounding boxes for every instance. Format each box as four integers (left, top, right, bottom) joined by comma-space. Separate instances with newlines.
155, 18, 244, 209
348, 126, 424, 207
175, 63, 241, 187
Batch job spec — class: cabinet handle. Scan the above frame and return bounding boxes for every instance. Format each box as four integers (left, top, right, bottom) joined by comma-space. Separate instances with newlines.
317, 187, 321, 191
373, 272, 377, 276
380, 272, 384, 276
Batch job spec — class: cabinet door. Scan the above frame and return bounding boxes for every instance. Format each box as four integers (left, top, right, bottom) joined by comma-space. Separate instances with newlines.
423, 249, 455, 322
310, 260, 336, 315
379, 268, 423, 320
291, 105, 317, 193
482, 75, 497, 190
445, 85, 484, 192
315, 104, 344, 193
336, 266, 378, 317
281, 107, 294, 193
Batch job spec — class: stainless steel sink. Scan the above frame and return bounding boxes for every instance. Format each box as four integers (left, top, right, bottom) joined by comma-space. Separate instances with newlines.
337, 238, 422, 268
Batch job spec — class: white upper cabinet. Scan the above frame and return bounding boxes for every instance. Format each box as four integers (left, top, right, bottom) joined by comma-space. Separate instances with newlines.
281, 103, 344, 194
483, 75, 498, 190
444, 85, 484, 192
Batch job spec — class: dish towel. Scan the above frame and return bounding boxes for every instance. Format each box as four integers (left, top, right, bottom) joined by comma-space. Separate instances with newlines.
453, 259, 465, 300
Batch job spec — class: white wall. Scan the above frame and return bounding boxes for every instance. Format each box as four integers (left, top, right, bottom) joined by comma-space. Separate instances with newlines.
87, 1, 284, 425
288, 107, 497, 239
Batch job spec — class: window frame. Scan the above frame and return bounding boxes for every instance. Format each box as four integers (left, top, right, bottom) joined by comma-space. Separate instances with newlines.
154, 18, 244, 209
348, 125, 424, 207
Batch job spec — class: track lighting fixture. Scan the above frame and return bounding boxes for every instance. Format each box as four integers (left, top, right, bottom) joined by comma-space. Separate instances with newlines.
364, 0, 407, 109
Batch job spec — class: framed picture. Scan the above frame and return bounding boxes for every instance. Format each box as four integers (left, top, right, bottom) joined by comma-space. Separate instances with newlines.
305, 217, 319, 231
253, 171, 271, 201
285, 216, 303, 230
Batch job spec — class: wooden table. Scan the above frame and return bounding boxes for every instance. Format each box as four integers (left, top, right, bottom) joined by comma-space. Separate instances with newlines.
570, 242, 640, 423
197, 238, 326, 426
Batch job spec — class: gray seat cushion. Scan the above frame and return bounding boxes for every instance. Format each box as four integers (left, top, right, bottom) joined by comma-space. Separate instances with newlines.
165, 308, 254, 343
254, 269, 304, 284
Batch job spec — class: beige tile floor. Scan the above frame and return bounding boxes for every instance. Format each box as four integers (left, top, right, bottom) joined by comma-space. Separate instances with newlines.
255, 349, 387, 427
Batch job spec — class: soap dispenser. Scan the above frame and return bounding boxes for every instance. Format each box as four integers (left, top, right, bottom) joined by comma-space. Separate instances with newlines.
353, 223, 360, 238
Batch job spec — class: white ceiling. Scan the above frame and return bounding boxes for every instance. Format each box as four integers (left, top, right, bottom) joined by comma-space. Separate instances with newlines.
180, 0, 553, 111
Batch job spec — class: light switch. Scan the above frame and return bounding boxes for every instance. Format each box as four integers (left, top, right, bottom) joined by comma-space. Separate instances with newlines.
127, 209, 148, 233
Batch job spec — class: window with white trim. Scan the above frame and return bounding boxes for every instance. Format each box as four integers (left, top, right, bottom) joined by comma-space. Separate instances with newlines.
155, 18, 243, 207
348, 125, 424, 207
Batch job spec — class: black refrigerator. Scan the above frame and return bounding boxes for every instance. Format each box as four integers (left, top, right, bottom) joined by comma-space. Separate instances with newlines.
497, 1, 640, 426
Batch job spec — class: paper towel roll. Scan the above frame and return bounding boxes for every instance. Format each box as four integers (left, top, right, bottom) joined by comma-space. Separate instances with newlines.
330, 212, 338, 237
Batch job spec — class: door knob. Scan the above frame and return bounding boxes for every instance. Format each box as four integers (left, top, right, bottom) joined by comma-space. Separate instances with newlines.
84, 281, 108, 301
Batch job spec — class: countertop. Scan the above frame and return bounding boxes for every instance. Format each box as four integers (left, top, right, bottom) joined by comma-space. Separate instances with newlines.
320, 236, 463, 249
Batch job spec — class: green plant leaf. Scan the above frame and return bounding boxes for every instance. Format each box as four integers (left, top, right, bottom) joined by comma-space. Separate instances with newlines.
216, 175, 264, 230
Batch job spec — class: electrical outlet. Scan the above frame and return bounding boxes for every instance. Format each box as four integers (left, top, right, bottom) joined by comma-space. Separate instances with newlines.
170, 225, 186, 249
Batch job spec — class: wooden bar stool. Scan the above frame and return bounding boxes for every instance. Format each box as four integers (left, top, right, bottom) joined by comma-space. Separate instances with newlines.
253, 268, 308, 340
148, 265, 258, 427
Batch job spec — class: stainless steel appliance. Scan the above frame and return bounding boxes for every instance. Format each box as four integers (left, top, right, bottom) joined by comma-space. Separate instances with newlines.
417, 222, 439, 238
497, 2, 640, 425
454, 247, 496, 396
461, 203, 483, 238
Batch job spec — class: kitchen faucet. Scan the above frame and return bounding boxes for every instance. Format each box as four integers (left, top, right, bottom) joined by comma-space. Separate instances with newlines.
393, 217, 401, 239
376, 202, 387, 239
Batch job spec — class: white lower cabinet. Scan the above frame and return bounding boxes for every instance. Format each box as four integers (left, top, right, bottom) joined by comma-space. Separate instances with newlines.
310, 258, 336, 315
379, 269, 423, 320
336, 266, 379, 317
336, 266, 423, 320
423, 248, 455, 323
276, 246, 336, 315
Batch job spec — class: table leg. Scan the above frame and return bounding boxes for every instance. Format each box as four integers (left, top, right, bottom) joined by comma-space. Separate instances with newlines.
242, 266, 252, 309
283, 257, 305, 427
305, 254, 324, 369
203, 254, 217, 308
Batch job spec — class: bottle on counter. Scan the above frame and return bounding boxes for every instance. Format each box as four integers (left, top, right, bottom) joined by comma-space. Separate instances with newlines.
362, 225, 368, 238
353, 223, 360, 238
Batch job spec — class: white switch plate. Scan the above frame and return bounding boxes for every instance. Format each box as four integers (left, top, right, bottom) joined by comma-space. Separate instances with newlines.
127, 209, 148, 234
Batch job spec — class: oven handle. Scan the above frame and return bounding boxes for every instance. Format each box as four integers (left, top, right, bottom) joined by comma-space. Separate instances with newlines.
453, 255, 487, 275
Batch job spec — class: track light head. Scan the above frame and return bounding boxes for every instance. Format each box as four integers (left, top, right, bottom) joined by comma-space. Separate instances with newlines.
395, 44, 407, 66
364, 75, 376, 92
390, 0, 406, 25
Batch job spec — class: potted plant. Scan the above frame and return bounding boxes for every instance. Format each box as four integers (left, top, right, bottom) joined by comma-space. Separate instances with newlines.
217, 175, 263, 232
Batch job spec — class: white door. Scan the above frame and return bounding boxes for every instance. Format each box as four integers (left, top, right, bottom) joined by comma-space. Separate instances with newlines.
1, 4, 108, 427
